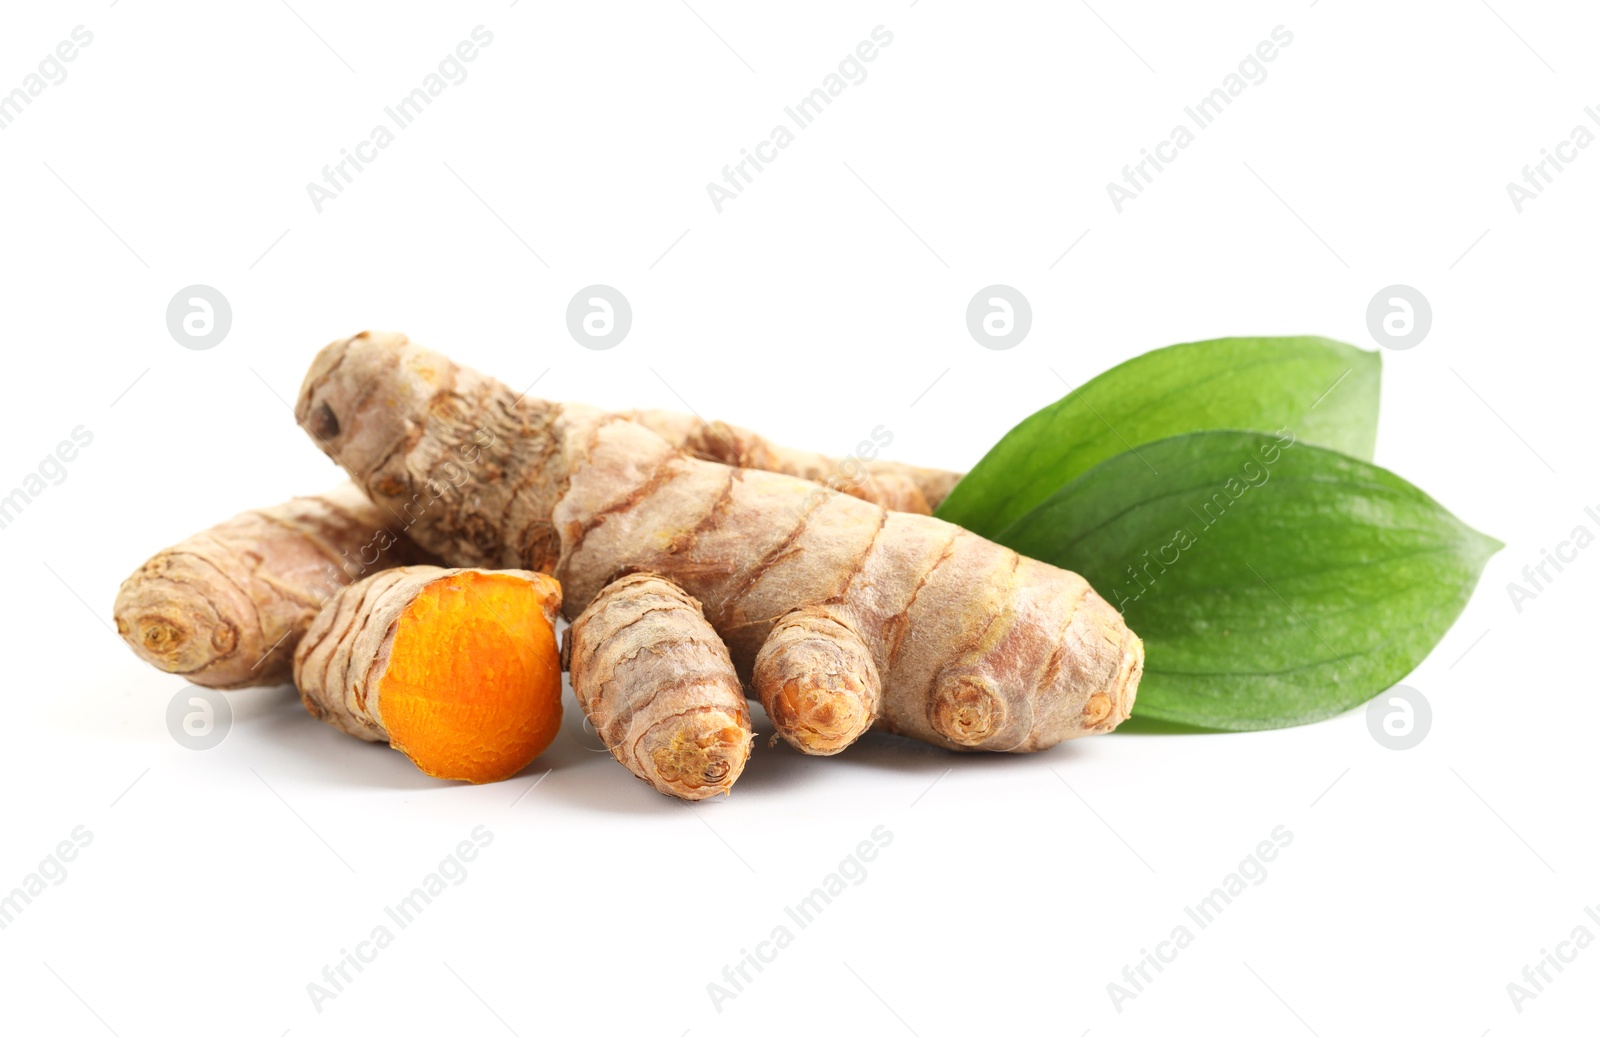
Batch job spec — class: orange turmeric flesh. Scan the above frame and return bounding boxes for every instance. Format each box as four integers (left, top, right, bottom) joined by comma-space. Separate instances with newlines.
380, 571, 561, 783
293, 565, 563, 784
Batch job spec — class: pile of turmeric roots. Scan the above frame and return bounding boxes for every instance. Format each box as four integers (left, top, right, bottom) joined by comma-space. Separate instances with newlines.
114, 333, 1143, 800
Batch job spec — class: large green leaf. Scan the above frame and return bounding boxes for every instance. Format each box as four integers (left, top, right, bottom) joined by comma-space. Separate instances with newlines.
998, 431, 1500, 730
934, 337, 1381, 539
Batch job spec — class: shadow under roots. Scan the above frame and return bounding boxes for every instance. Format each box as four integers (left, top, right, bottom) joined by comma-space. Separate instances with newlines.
246, 684, 443, 792
507, 684, 692, 816
726, 718, 1066, 799
246, 676, 1141, 807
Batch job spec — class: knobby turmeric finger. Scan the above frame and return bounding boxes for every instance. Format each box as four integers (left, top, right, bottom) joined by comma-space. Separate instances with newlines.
113, 484, 430, 688
293, 565, 563, 784
566, 573, 752, 800
753, 606, 881, 755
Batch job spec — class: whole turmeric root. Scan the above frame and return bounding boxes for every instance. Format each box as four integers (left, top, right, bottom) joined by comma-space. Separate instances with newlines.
294, 565, 563, 783
297, 332, 1143, 758
566, 573, 752, 799
113, 484, 430, 688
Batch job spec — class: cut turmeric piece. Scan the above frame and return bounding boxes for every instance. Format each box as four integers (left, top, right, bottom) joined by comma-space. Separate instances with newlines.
293, 566, 562, 783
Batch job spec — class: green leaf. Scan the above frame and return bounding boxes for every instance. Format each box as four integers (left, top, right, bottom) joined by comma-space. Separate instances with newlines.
934, 336, 1381, 539
998, 431, 1500, 731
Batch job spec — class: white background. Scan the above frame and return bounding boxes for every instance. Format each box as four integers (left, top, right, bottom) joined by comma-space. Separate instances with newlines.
0, 1, 1594, 1034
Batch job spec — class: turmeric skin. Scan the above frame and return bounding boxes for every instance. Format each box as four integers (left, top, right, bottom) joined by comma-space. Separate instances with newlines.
624, 409, 960, 514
